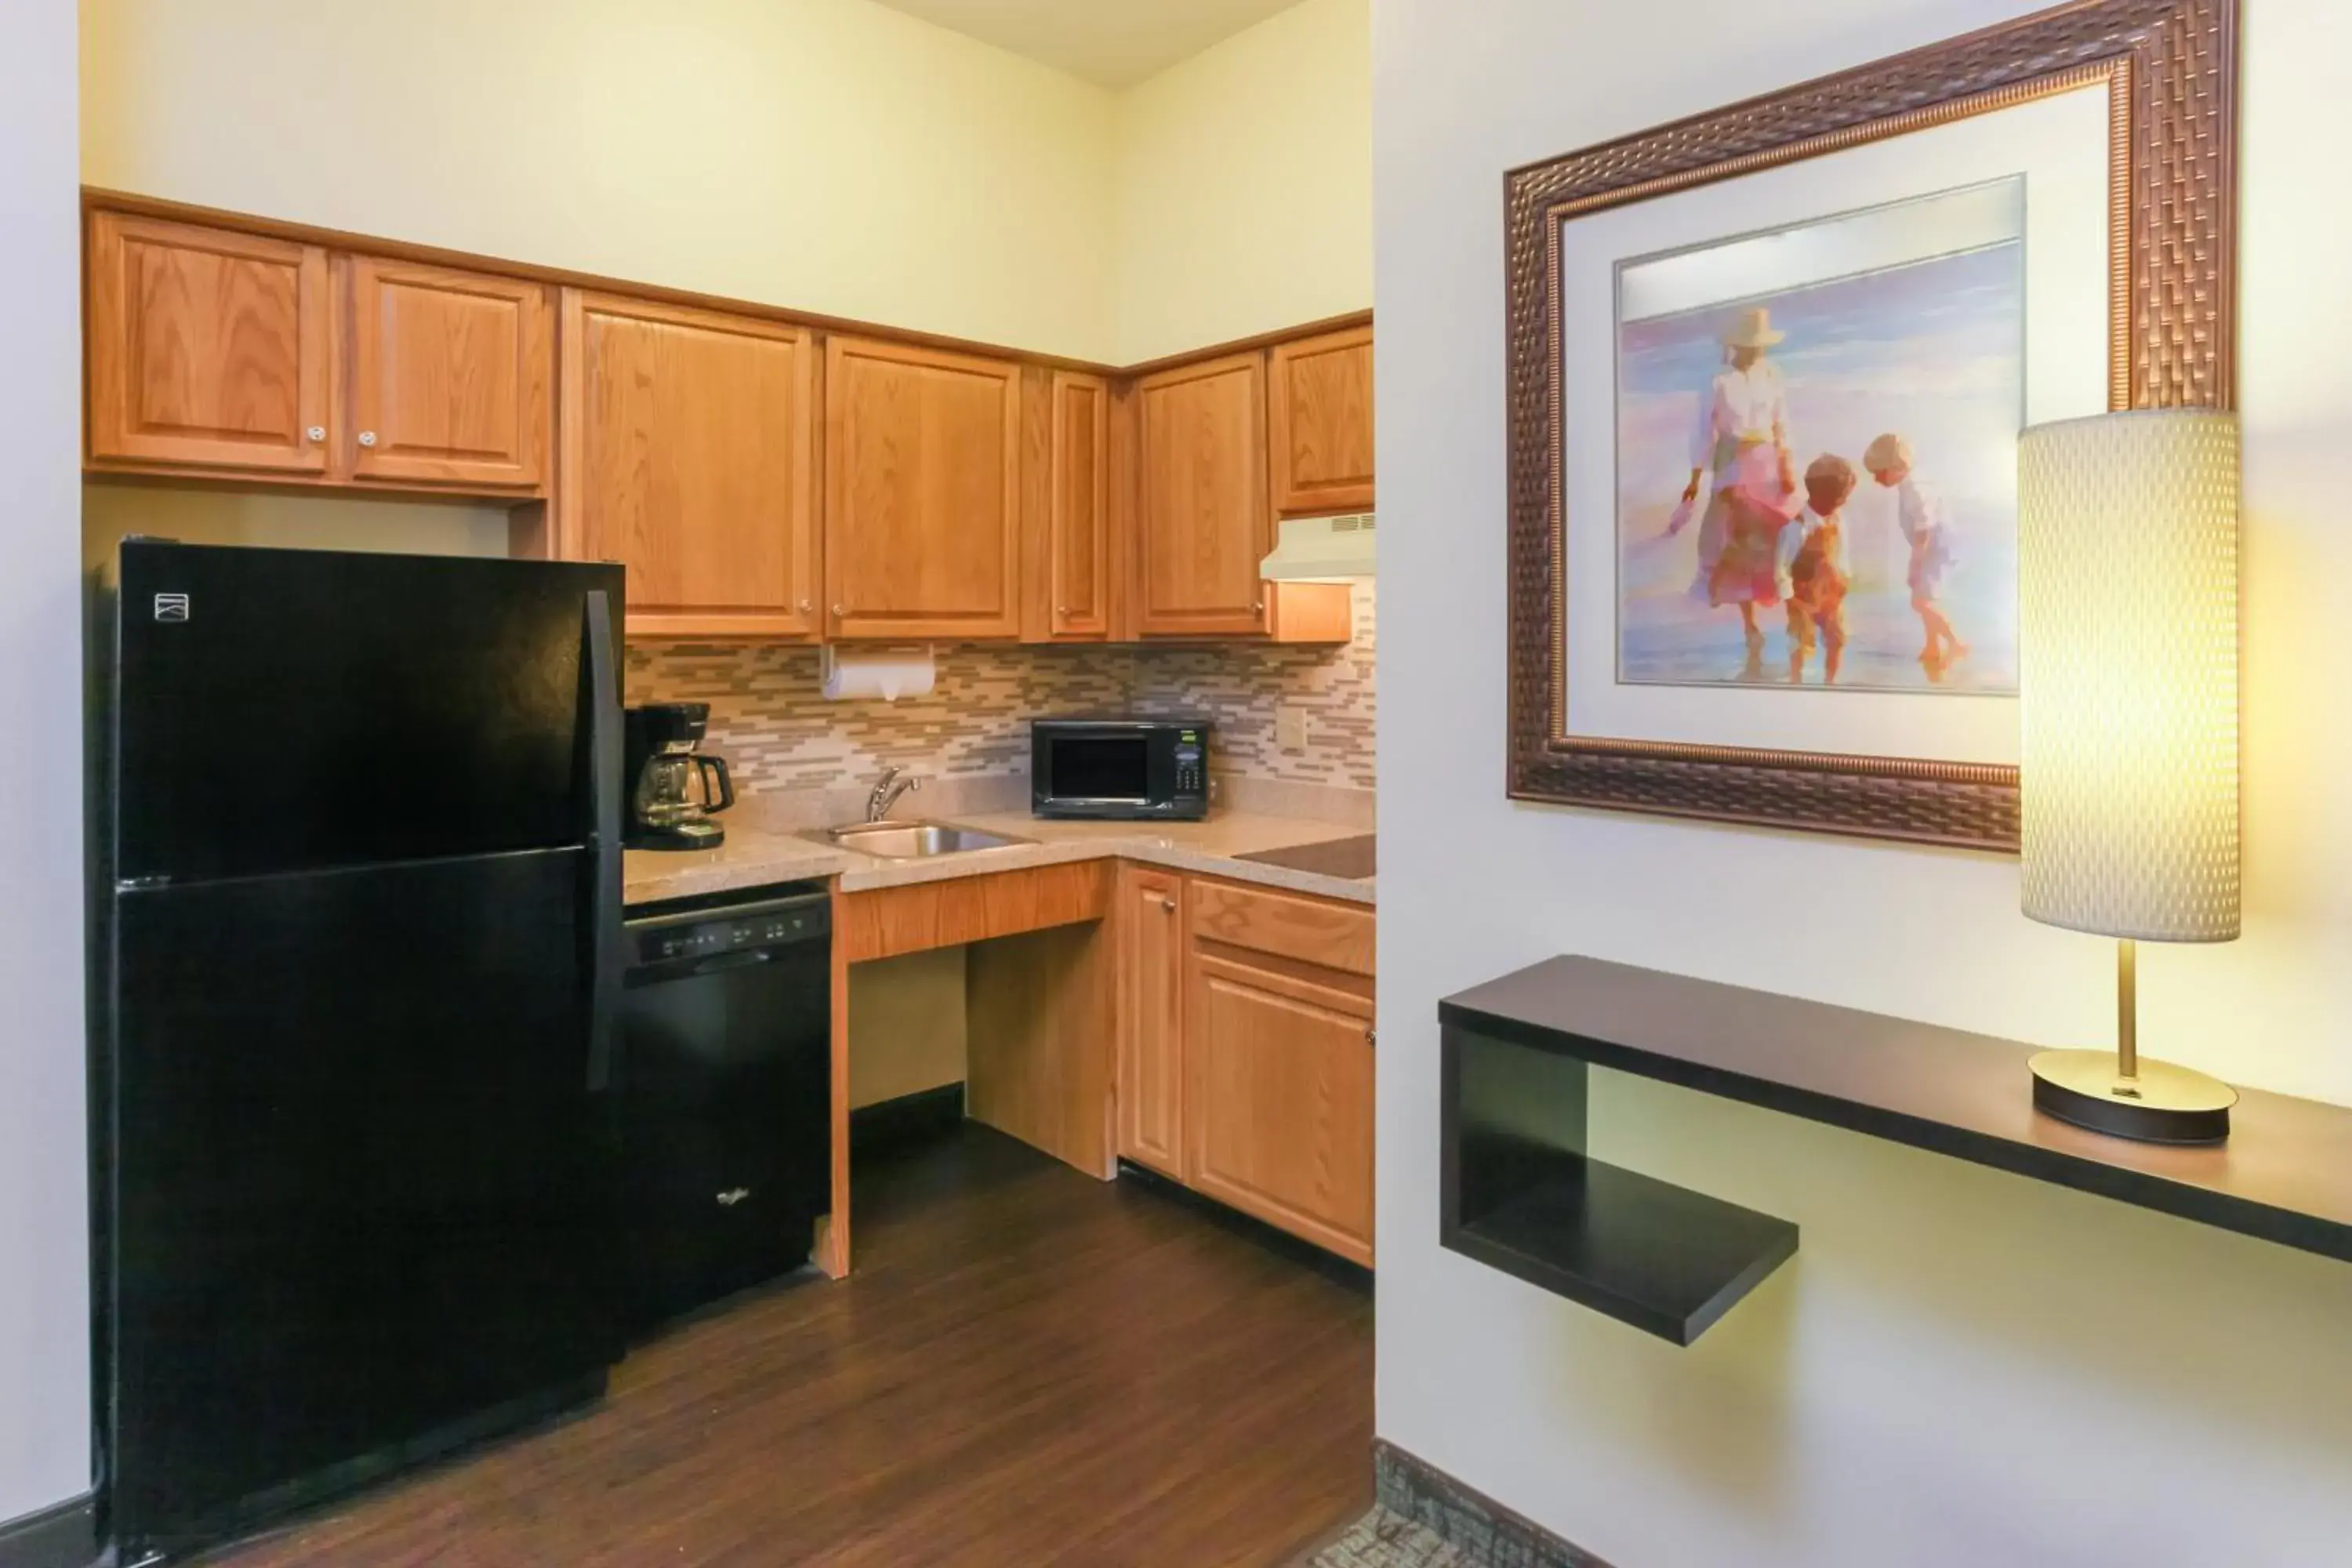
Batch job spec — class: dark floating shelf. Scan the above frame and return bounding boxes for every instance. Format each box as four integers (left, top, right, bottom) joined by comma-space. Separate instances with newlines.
1449, 1145, 1798, 1346
1440, 974, 1801, 1346
1439, 956, 2352, 1345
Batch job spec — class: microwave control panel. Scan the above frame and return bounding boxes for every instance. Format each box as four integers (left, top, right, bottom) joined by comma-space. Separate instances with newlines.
1175, 730, 1206, 797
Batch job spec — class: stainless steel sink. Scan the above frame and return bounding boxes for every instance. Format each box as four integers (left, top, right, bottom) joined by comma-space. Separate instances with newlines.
799, 821, 1033, 859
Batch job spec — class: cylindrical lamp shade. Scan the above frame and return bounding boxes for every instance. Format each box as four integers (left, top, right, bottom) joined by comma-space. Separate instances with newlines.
2019, 409, 2240, 942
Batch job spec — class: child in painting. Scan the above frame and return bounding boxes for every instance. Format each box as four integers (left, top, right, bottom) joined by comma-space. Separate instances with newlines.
1777, 454, 1858, 684
1864, 433, 1969, 678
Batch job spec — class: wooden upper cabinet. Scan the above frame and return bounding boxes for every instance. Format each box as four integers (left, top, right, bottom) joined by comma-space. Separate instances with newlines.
824, 336, 1021, 641
1134, 352, 1272, 637
343, 256, 551, 492
1022, 369, 1111, 642
1267, 325, 1374, 517
1116, 866, 1186, 1178
562, 294, 819, 640
86, 212, 331, 475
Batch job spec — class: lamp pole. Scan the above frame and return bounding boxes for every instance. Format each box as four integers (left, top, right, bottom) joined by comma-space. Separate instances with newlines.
2116, 938, 2137, 1082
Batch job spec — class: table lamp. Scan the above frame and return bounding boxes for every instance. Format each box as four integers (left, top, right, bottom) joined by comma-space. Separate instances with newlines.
2017, 408, 2241, 1144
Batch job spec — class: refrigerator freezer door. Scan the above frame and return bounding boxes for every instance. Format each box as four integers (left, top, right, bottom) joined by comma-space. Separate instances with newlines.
113, 541, 623, 885
105, 849, 615, 1547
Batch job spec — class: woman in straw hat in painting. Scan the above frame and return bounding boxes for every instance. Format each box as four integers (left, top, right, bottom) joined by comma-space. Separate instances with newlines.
1665, 305, 1802, 669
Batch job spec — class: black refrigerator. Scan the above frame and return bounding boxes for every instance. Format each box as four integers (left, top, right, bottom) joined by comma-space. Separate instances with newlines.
92, 540, 628, 1556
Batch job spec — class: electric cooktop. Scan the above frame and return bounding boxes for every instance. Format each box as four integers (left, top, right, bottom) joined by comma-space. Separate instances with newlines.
1232, 833, 1375, 880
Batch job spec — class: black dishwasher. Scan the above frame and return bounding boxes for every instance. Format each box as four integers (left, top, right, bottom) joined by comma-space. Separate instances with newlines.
618, 881, 831, 1333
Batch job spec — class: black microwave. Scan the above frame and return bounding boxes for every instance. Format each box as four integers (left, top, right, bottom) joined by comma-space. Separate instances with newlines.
1031, 719, 1211, 820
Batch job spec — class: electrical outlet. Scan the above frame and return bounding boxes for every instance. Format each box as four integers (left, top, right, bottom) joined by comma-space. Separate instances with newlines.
1276, 706, 1309, 752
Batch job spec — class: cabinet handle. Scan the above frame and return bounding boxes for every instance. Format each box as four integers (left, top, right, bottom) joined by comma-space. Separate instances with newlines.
304, 426, 325, 443
1365, 1027, 1377, 1050
1160, 897, 1177, 913
1252, 599, 1265, 614
357, 430, 378, 448
1058, 605, 1071, 617
831, 604, 846, 618
799, 599, 813, 613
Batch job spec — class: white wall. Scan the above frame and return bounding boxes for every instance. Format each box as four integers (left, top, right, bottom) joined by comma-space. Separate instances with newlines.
1113, 0, 1373, 363
80, 0, 1122, 362
1374, 2, 2352, 1566
0, 0, 89, 1530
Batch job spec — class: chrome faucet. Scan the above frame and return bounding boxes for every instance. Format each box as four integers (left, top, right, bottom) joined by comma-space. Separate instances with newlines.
866, 766, 922, 822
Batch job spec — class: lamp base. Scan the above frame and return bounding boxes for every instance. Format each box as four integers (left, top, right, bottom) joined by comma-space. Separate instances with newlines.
2029, 1050, 2237, 1145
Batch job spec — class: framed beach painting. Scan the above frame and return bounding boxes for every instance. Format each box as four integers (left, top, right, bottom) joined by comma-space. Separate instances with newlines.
1504, 0, 2239, 849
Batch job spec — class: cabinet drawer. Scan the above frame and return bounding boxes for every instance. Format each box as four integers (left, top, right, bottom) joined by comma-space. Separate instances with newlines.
1189, 878, 1374, 978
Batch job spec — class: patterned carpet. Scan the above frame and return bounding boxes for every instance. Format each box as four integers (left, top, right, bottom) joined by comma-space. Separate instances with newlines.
1302, 1508, 1471, 1566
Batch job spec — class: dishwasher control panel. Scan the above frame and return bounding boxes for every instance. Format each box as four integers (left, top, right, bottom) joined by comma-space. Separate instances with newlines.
624, 882, 831, 965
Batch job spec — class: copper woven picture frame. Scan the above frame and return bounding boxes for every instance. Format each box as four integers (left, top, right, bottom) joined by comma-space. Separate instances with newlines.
1504, 0, 2238, 851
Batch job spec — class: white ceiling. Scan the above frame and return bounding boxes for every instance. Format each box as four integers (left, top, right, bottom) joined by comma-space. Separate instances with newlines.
869, 0, 1308, 89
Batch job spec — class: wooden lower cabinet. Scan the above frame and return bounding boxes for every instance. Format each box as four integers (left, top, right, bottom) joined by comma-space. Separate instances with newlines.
1113, 867, 1374, 1265
1115, 866, 1186, 1176
1185, 953, 1375, 1267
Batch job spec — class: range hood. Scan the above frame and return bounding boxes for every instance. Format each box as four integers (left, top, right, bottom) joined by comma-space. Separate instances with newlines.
1259, 512, 1376, 582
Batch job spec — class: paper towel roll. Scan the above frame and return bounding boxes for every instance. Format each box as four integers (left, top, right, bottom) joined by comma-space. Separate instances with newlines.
821, 644, 936, 702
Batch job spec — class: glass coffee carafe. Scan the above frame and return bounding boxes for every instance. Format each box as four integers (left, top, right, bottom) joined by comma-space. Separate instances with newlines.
622, 703, 735, 850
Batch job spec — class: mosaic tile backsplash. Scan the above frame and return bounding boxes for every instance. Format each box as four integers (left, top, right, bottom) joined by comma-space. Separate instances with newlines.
624, 584, 1377, 797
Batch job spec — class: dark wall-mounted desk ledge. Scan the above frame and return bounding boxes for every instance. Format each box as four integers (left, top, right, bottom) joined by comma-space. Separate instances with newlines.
1437, 956, 2352, 1346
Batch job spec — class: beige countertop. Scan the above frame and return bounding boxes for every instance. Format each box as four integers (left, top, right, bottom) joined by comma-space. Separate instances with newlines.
622, 808, 1375, 909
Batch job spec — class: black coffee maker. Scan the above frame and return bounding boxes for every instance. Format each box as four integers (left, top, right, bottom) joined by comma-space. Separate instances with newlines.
622, 702, 735, 851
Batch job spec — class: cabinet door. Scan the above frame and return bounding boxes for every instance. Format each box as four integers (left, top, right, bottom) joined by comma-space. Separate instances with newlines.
1116, 866, 1185, 1176
1023, 370, 1111, 641
345, 256, 551, 492
824, 336, 1021, 641
1134, 353, 1272, 637
564, 295, 819, 641
86, 212, 331, 475
1185, 951, 1374, 1266
1268, 325, 1374, 517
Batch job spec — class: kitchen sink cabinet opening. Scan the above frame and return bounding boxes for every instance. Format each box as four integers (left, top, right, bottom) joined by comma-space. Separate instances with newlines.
820, 861, 1375, 1278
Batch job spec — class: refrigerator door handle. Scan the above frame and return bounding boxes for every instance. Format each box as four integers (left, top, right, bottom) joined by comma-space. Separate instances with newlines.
584, 590, 623, 1093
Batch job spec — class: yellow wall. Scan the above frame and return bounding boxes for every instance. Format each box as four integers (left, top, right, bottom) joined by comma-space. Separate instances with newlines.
1112, 0, 1373, 364
78, 0, 1374, 371
79, 0, 1122, 361
82, 485, 513, 572
848, 950, 968, 1109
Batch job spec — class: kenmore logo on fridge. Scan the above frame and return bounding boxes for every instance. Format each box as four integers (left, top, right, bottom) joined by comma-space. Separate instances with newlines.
153, 593, 190, 622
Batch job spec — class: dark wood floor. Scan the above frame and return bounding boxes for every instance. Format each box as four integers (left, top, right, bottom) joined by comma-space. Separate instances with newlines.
198, 1123, 1374, 1567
